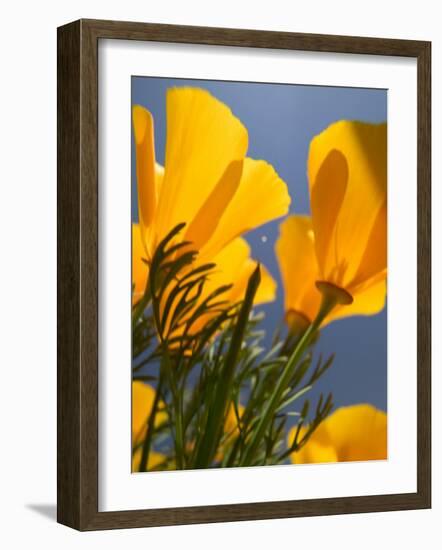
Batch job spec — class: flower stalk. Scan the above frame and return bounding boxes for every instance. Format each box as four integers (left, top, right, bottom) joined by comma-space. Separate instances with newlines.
138, 373, 164, 472
239, 283, 345, 467
193, 264, 261, 469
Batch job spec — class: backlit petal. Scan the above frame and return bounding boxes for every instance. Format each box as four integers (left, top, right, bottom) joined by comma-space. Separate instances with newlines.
187, 238, 276, 336
132, 381, 167, 444
132, 381, 156, 441
295, 440, 338, 464
132, 448, 166, 472
275, 215, 321, 323
308, 121, 387, 287
224, 403, 245, 438
327, 278, 386, 324
288, 425, 338, 464
202, 158, 291, 258
253, 262, 277, 304
133, 105, 158, 236
214, 403, 245, 461
208, 238, 276, 306
132, 223, 149, 304
348, 200, 387, 290
289, 404, 387, 464
154, 88, 248, 247
154, 162, 164, 191
321, 404, 387, 462
231, 259, 277, 306
184, 160, 243, 251
310, 149, 348, 281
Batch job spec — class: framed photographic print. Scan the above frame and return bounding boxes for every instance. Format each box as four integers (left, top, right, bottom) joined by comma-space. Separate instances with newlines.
57, 19, 431, 530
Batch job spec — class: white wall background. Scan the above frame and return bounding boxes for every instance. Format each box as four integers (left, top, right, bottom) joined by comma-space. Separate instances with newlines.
0, 1, 439, 548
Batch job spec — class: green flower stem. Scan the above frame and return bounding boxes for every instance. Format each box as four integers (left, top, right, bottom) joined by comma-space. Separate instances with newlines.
160, 351, 186, 469
239, 289, 339, 467
192, 265, 261, 469
132, 285, 151, 330
171, 360, 186, 469
138, 373, 164, 472
175, 406, 185, 469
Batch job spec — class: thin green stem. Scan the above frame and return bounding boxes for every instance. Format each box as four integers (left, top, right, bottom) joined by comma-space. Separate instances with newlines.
174, 361, 186, 470
161, 352, 186, 469
239, 290, 338, 467
192, 265, 261, 469
175, 407, 185, 469
138, 374, 164, 472
132, 285, 151, 330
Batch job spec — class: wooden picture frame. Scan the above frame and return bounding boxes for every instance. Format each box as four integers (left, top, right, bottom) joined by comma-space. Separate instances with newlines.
57, 18, 431, 530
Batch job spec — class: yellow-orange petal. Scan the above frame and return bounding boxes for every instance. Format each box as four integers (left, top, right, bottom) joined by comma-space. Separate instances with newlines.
310, 149, 348, 281
154, 162, 164, 186
132, 381, 167, 444
154, 87, 248, 247
132, 448, 166, 472
289, 404, 387, 464
326, 278, 386, 324
208, 237, 276, 306
202, 158, 291, 258
184, 160, 243, 251
132, 381, 156, 441
214, 403, 245, 461
224, 402, 245, 438
184, 238, 276, 337
308, 121, 387, 288
132, 223, 149, 304
133, 105, 158, 237
348, 200, 387, 290
252, 262, 277, 305
288, 424, 337, 464
275, 215, 321, 323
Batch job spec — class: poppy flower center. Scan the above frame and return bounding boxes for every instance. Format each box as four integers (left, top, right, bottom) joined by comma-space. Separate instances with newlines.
285, 309, 311, 333
315, 280, 354, 306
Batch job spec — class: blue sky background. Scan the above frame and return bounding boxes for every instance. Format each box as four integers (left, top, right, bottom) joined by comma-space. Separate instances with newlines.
131, 76, 387, 414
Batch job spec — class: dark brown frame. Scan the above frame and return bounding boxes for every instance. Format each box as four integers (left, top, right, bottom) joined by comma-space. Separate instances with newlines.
57, 18, 431, 531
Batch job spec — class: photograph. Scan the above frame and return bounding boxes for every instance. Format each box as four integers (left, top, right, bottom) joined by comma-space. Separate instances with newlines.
0, 0, 433, 541
131, 77, 388, 472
